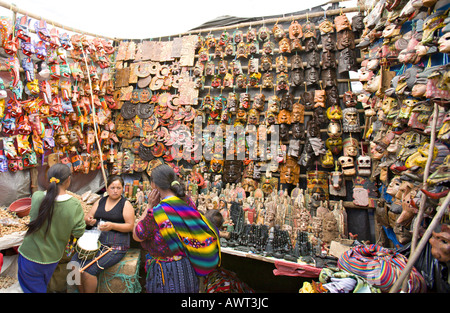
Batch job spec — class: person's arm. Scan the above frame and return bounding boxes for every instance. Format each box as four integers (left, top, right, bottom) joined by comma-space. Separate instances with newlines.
98, 200, 135, 233
133, 189, 160, 242
72, 200, 87, 238
85, 199, 99, 227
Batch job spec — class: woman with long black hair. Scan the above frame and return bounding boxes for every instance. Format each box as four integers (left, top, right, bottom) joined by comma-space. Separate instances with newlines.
133, 164, 220, 293
72, 175, 135, 293
17, 163, 86, 293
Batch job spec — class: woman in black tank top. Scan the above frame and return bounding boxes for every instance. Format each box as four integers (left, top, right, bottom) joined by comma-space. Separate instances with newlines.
72, 176, 135, 293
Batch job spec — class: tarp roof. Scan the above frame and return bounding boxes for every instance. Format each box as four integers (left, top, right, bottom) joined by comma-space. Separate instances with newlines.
0, 0, 357, 40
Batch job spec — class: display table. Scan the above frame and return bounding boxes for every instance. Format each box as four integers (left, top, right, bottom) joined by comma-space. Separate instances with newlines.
0, 231, 25, 251
221, 247, 322, 278
220, 247, 325, 292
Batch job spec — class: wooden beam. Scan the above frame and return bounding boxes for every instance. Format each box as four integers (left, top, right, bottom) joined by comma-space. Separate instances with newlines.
0, 0, 119, 41
178, 6, 363, 36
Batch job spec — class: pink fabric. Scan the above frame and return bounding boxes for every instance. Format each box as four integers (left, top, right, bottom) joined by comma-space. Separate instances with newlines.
273, 260, 322, 278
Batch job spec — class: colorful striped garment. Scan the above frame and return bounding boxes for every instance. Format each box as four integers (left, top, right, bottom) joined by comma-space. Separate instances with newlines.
337, 244, 427, 293
152, 196, 221, 276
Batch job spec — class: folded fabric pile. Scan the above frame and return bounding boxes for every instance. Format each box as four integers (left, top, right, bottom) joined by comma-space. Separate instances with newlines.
337, 244, 427, 293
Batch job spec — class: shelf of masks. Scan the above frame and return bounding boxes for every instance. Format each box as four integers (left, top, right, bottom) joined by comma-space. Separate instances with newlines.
0, 0, 118, 42
176, 5, 364, 38
0, 13, 118, 177
219, 246, 322, 274
348, 0, 450, 259
107, 7, 370, 196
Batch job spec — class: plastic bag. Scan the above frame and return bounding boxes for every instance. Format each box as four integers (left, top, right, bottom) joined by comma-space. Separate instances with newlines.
397, 242, 450, 292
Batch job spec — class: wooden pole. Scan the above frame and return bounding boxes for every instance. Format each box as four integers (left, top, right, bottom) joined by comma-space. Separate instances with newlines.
81, 48, 109, 189
176, 6, 362, 37
411, 102, 439, 253
0, 0, 119, 41
79, 246, 113, 273
389, 192, 450, 293
398, 102, 439, 292
398, 101, 439, 293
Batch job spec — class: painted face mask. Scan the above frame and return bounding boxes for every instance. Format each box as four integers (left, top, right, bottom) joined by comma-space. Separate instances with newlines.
258, 26, 270, 42
327, 120, 342, 138
429, 224, 450, 263
421, 10, 446, 45
343, 137, 359, 157
327, 104, 343, 121
438, 32, 450, 53
319, 18, 334, 35
342, 107, 360, 132
343, 91, 357, 107
335, 14, 352, 32
253, 93, 265, 111
0, 152, 8, 172
336, 29, 355, 50
303, 21, 316, 39
338, 47, 358, 73
272, 23, 286, 40
289, 20, 303, 40
338, 156, 356, 176
292, 102, 305, 123
326, 137, 343, 155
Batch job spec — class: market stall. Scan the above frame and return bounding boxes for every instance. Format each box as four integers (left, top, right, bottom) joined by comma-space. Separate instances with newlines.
1, 0, 450, 294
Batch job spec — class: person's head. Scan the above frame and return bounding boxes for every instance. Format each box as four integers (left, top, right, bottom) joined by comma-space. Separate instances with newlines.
150, 164, 185, 198
27, 163, 72, 237
106, 175, 124, 200
204, 209, 224, 230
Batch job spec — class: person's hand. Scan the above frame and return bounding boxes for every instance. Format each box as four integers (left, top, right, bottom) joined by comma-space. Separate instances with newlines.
86, 216, 97, 226
98, 221, 113, 232
148, 189, 160, 208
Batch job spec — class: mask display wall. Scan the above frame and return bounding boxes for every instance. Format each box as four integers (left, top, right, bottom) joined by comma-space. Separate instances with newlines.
2, 1, 449, 282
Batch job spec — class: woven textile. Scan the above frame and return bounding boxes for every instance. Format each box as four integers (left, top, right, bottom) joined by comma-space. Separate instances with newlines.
203, 268, 254, 293
153, 196, 221, 276
337, 244, 427, 293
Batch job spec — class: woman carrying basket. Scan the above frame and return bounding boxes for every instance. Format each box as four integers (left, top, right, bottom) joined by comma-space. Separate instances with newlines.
133, 164, 221, 293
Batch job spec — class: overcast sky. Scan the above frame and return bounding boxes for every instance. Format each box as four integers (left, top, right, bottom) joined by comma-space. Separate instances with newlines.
0, 0, 356, 39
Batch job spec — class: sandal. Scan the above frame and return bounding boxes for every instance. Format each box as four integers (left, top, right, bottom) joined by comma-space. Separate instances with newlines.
15, 15, 31, 42
34, 19, 51, 43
